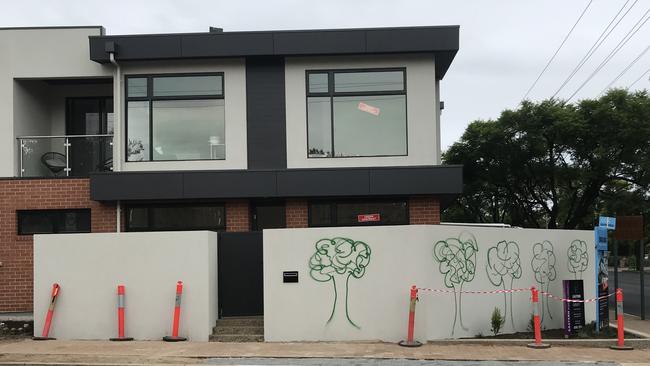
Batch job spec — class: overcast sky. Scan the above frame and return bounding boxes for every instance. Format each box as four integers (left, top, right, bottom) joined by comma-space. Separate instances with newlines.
2, 0, 649, 150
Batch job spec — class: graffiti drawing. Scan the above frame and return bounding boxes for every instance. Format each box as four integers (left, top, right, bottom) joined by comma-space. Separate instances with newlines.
567, 239, 589, 279
433, 232, 479, 336
486, 240, 522, 328
531, 240, 557, 322
308, 237, 371, 329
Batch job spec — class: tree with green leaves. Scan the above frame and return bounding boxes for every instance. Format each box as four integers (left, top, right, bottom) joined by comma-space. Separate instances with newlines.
433, 232, 479, 335
308, 237, 371, 329
443, 89, 650, 231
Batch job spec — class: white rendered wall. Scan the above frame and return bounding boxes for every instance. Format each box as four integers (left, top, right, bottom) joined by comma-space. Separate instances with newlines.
284, 54, 438, 169
34, 231, 218, 341
0, 27, 112, 177
118, 59, 248, 172
264, 225, 596, 342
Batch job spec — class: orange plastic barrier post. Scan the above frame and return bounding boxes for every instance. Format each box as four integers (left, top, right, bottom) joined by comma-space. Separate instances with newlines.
399, 285, 422, 347
610, 288, 633, 350
163, 281, 187, 342
33, 283, 60, 341
526, 286, 550, 349
110, 285, 133, 341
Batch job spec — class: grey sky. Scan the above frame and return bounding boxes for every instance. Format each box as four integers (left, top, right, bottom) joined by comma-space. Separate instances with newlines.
2, 0, 648, 150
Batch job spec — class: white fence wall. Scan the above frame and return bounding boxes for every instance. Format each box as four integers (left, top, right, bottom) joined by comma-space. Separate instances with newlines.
264, 225, 595, 342
34, 231, 218, 341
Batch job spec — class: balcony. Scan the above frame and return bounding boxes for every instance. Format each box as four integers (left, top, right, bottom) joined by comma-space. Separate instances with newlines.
17, 135, 113, 177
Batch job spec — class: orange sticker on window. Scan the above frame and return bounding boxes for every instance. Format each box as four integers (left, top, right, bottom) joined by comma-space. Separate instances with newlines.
358, 102, 380, 116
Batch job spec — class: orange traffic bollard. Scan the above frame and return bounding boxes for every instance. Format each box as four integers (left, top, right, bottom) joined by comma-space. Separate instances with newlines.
610, 288, 633, 350
33, 283, 60, 340
110, 285, 133, 341
399, 285, 422, 347
163, 281, 187, 342
527, 286, 550, 349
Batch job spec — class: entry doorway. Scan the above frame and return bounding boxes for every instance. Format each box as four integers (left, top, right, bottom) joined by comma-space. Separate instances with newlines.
65, 97, 113, 176
251, 201, 286, 231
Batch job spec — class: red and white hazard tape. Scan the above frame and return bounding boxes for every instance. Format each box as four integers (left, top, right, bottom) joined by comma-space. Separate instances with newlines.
540, 291, 615, 303
417, 287, 530, 295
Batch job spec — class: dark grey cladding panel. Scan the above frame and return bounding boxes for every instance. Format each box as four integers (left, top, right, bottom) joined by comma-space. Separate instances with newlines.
182, 33, 274, 57
369, 166, 463, 195
435, 51, 458, 80
366, 26, 459, 53
102, 35, 182, 60
272, 30, 367, 55
182, 171, 277, 198
276, 169, 370, 197
246, 57, 287, 169
90, 172, 183, 200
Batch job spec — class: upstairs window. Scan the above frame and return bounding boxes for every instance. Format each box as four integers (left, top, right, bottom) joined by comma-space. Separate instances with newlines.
125, 74, 225, 162
306, 69, 407, 158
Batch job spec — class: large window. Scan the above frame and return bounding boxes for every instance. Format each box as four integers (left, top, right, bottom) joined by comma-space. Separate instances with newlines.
125, 74, 225, 162
125, 203, 226, 232
17, 209, 91, 235
308, 199, 409, 227
306, 69, 407, 158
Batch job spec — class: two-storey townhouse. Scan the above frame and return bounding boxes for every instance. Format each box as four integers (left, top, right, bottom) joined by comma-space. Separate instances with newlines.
0, 25, 461, 318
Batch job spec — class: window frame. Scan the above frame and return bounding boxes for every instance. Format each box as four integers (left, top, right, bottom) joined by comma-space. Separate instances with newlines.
124, 201, 227, 232
17, 209, 91, 235
124, 72, 226, 162
305, 67, 408, 159
307, 198, 410, 227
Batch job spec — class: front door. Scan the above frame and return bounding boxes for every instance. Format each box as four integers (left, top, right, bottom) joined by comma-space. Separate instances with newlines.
66, 97, 113, 176
251, 201, 286, 231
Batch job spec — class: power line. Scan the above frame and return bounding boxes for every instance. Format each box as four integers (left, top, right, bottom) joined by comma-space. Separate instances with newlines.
626, 68, 650, 89
600, 45, 650, 95
522, 0, 594, 100
566, 8, 650, 101
552, 0, 637, 98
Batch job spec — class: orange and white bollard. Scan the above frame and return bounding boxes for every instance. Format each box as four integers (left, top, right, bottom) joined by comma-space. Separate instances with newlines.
399, 285, 422, 347
610, 288, 633, 350
163, 281, 187, 342
527, 286, 550, 349
110, 285, 133, 341
33, 283, 60, 340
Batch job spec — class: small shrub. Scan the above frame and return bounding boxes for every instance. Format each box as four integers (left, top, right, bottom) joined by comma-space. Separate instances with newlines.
490, 307, 505, 336
475, 332, 484, 338
627, 256, 637, 271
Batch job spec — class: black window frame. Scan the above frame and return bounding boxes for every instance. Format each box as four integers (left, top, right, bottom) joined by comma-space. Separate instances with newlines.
124, 72, 226, 162
124, 201, 227, 232
307, 198, 410, 227
17, 209, 91, 235
305, 67, 408, 159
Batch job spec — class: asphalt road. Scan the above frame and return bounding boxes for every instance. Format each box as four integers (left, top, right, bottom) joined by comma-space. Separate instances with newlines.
207, 360, 616, 366
608, 270, 650, 318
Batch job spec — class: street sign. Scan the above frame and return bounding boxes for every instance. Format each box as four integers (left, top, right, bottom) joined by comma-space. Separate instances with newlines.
615, 215, 644, 241
599, 216, 616, 230
595, 226, 608, 251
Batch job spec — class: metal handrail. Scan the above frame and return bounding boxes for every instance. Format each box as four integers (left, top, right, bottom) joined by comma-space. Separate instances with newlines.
16, 134, 113, 139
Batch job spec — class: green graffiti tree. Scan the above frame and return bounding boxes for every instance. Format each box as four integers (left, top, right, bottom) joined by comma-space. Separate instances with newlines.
486, 240, 522, 328
567, 239, 589, 279
531, 240, 556, 322
308, 237, 371, 329
433, 232, 479, 335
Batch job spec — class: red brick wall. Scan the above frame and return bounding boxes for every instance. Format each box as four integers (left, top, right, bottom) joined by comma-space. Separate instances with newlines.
286, 200, 308, 228
409, 196, 441, 225
0, 178, 117, 312
225, 200, 250, 232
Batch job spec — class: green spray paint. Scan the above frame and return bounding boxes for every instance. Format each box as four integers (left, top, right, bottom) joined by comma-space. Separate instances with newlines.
486, 240, 522, 328
433, 232, 478, 336
567, 239, 589, 279
308, 237, 371, 329
531, 240, 557, 323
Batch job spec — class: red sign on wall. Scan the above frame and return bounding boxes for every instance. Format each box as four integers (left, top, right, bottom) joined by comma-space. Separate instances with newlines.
357, 213, 381, 223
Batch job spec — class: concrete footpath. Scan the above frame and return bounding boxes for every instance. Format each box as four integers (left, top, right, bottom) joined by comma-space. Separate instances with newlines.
0, 339, 650, 365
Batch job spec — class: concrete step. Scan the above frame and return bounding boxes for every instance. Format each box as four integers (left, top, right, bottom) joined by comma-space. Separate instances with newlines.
215, 316, 263, 327
212, 325, 264, 335
209, 334, 264, 342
